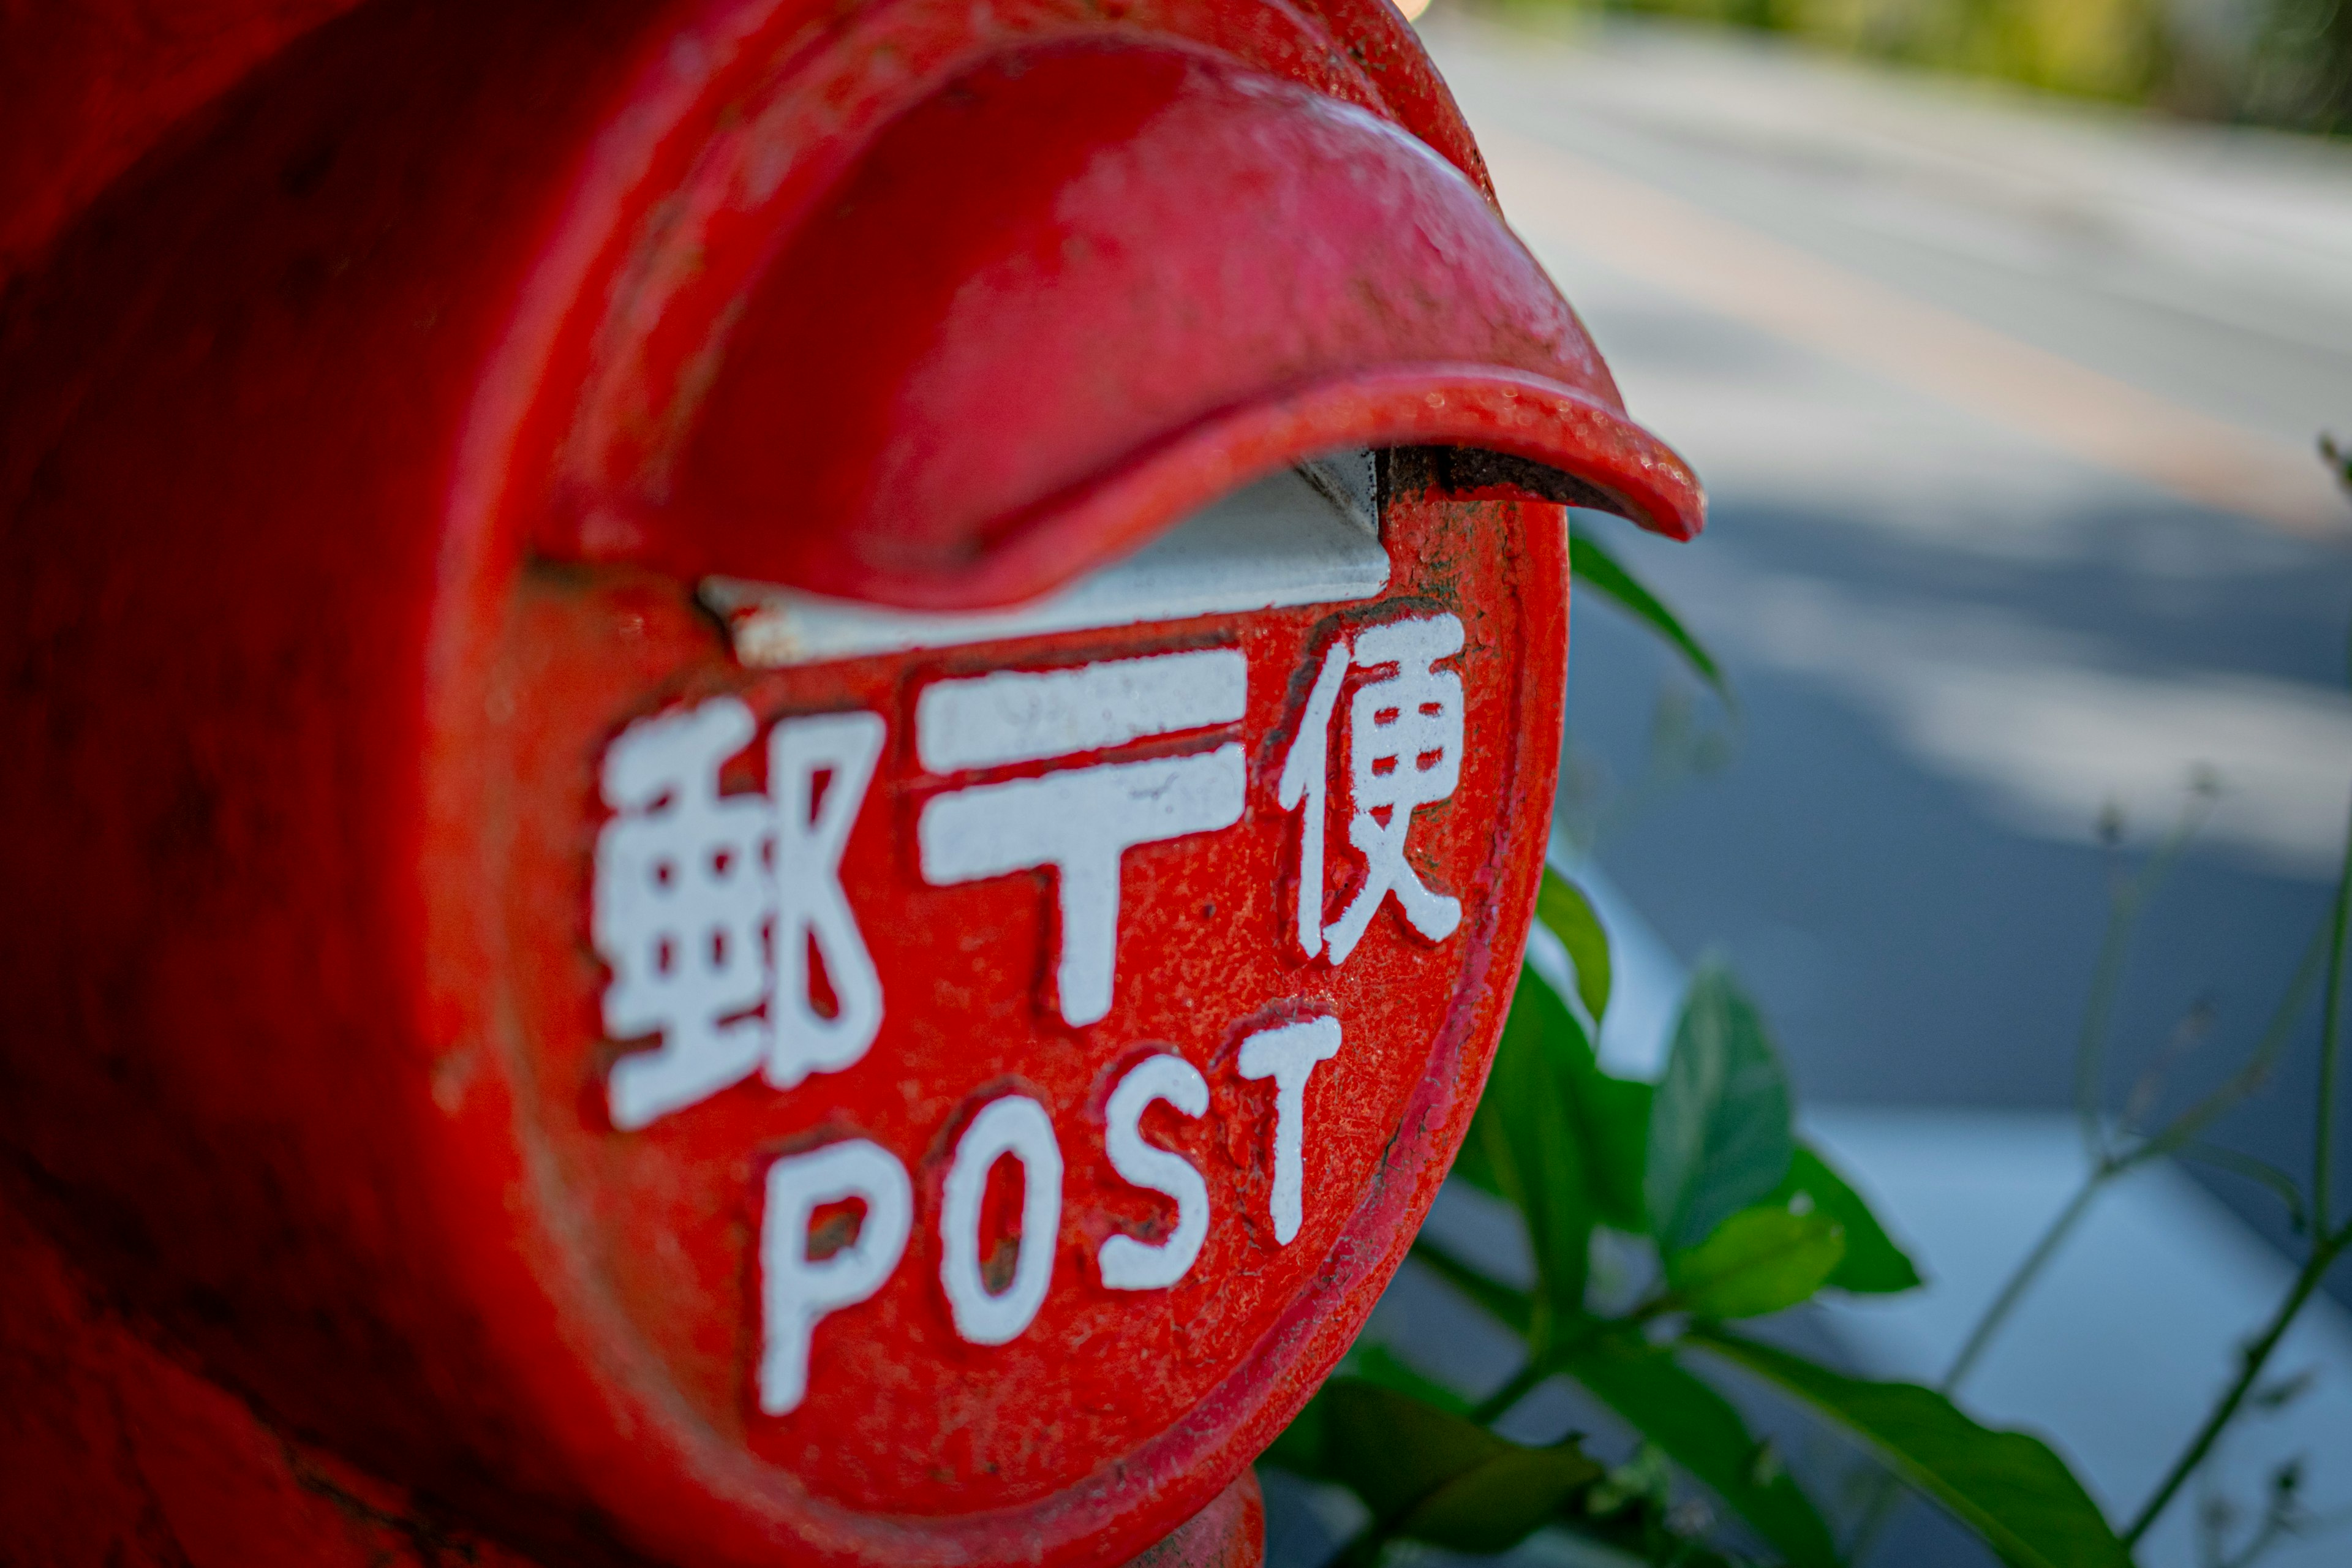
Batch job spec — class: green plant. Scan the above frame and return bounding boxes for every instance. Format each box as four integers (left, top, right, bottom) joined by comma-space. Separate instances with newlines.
1271, 835, 2352, 1564
1555, 524, 1738, 854
1262, 456, 2352, 1566
1267, 868, 2133, 1566
1482, 0, 2352, 135
1827, 767, 2335, 1564
1856, 436, 2352, 1564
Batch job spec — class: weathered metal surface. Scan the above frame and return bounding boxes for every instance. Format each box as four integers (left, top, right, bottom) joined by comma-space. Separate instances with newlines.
0, 0, 366, 282
0, 1190, 1263, 1567
0, 0, 1698, 1564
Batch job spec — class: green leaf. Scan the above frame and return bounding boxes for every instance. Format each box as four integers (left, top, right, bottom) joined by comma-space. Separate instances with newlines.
1485, 963, 1651, 1235
1561, 1335, 1842, 1567
1770, 1146, 1923, 1295
1317, 1379, 1602, 1555
1570, 525, 1729, 701
1646, 966, 1796, 1251
1447, 1123, 1502, 1199
1259, 1384, 1333, 1480
1537, 867, 1613, 1025
1580, 1068, 1653, 1234
1692, 1330, 2135, 1568
1321, 1379, 1494, 1512
1476, 976, 1599, 1326
1396, 1442, 1605, 1555
1350, 1343, 1475, 1417
1665, 1206, 1845, 1320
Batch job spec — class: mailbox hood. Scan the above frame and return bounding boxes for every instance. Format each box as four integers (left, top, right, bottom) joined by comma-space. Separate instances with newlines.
0, 1, 1696, 1563
547, 35, 1702, 613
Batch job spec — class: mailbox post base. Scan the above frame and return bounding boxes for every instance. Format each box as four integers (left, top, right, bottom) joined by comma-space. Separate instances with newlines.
0, 1192, 538, 1568
1117, 1471, 1264, 1568
0, 1189, 1262, 1568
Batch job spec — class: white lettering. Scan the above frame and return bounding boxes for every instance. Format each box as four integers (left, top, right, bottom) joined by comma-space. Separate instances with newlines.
595, 702, 888, 1128
1099, 1055, 1212, 1290
767, 712, 886, 1088
1237, 1017, 1343, 1245
758, 1139, 912, 1414
940, 1096, 1065, 1344
597, 699, 774, 1131
1325, 616, 1464, 962
1279, 615, 1466, 968
1275, 642, 1351, 959
919, 747, 1245, 1026
916, 649, 1247, 771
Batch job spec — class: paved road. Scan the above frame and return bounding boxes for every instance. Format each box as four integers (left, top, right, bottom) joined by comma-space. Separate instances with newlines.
1424, 9, 2352, 1275
1268, 15, 2352, 1567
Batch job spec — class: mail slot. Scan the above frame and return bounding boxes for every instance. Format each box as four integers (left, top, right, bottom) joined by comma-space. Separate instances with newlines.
0, 0, 1700, 1564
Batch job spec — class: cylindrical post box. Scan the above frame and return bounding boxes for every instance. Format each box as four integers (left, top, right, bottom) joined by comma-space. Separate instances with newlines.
0, 1, 1701, 1564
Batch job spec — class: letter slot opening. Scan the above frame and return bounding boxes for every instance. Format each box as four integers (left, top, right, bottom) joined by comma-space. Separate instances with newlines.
701, 454, 1387, 669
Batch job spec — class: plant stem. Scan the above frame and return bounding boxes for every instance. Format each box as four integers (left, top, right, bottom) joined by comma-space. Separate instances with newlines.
2075, 890, 2139, 1159
1844, 1163, 2117, 1564
2139, 924, 2332, 1165
2217, 1517, 2287, 1568
1471, 1356, 1552, 1425
1842, 1170, 2113, 1564
2071, 793, 2210, 1156
1468, 1310, 1636, 1426
2124, 1229, 2350, 1548
2130, 738, 2352, 1550
2316, 786, 2352, 1238
2321, 603, 2352, 1238
2178, 1142, 2309, 1235
1942, 1167, 2108, 1395
1842, 1468, 1906, 1566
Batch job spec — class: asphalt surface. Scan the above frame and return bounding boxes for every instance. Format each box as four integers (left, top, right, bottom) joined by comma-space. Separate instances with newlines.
1267, 13, 2352, 1567
1428, 8, 2352, 1281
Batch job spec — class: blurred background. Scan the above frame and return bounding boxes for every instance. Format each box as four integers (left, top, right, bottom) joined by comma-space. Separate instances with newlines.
1267, 1, 2352, 1563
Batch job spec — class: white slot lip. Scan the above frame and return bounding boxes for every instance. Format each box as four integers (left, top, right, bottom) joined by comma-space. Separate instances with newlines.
700, 459, 1387, 670
916, 648, 1248, 774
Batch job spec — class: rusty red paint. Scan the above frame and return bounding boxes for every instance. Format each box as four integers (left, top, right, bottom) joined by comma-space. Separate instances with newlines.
0, 0, 1698, 1564
468, 484, 1564, 1531
0, 1188, 1264, 1568
0, 0, 366, 284
547, 33, 1700, 603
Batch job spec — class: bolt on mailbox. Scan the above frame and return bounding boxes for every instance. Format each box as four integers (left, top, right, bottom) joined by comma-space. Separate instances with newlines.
0, 0, 1702, 1565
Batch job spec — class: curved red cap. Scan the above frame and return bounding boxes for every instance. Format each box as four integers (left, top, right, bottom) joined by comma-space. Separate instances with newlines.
550, 34, 1702, 612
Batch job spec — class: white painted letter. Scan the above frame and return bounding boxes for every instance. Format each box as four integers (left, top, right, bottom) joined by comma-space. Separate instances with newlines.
1276, 641, 1351, 959
1099, 1055, 1212, 1291
916, 650, 1249, 1027
758, 1139, 912, 1415
919, 747, 1245, 1026
1237, 1017, 1343, 1245
767, 711, 886, 1089
596, 699, 892, 1128
940, 1096, 1065, 1344
596, 698, 774, 1131
1322, 614, 1465, 965
917, 649, 1247, 772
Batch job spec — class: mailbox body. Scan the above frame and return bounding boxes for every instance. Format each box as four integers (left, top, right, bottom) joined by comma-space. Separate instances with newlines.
0, 0, 1698, 1564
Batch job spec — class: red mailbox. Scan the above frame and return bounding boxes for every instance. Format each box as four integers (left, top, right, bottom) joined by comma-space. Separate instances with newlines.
0, 1, 1700, 1566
